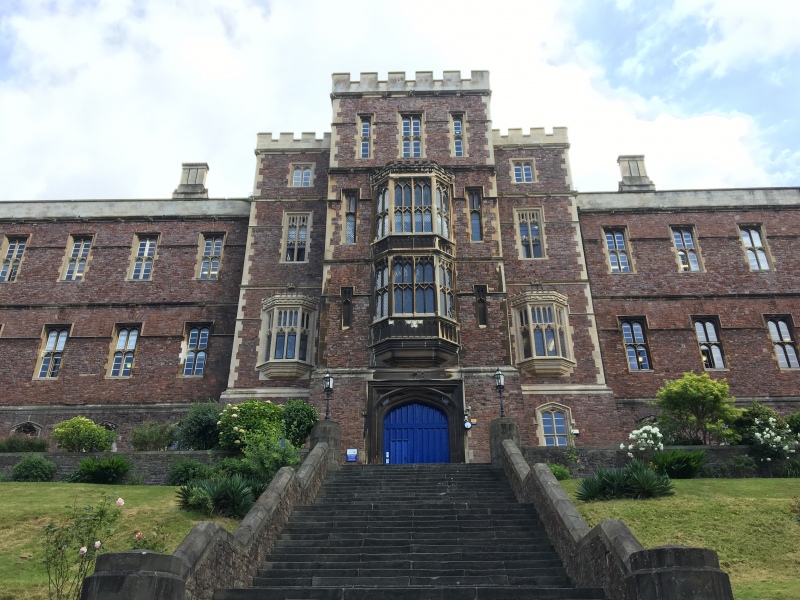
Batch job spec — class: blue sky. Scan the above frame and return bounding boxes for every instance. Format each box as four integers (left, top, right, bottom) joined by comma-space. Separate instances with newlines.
0, 0, 797, 200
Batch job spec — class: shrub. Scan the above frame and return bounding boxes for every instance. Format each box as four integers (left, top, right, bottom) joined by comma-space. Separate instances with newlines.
241, 432, 300, 482
600, 468, 630, 499
283, 399, 318, 448
749, 416, 800, 464
620, 424, 664, 461
51, 416, 115, 452
732, 401, 786, 445
212, 457, 259, 479
730, 454, 757, 477
130, 421, 177, 451
12, 454, 56, 482
178, 401, 221, 450
626, 459, 675, 499
177, 474, 255, 518
786, 412, 800, 437
72, 456, 132, 484
218, 399, 284, 452
0, 434, 49, 452
651, 449, 707, 479
168, 458, 214, 486
547, 463, 570, 480
575, 460, 673, 502
780, 459, 800, 478
654, 373, 739, 445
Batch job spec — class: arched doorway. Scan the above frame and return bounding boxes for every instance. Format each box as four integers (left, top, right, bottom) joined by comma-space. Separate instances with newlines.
383, 402, 449, 464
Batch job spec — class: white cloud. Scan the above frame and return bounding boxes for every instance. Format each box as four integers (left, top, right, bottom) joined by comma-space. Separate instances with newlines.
0, 0, 794, 201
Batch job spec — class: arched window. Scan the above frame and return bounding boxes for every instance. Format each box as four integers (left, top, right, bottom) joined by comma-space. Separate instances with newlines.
694, 319, 724, 369
184, 326, 210, 376
536, 404, 572, 447
111, 327, 139, 377
38, 328, 69, 378
12, 421, 41, 437
468, 190, 483, 242
767, 317, 800, 369
621, 319, 651, 370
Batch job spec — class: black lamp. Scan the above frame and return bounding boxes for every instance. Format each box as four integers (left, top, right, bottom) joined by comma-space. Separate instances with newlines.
493, 367, 505, 418
322, 369, 334, 420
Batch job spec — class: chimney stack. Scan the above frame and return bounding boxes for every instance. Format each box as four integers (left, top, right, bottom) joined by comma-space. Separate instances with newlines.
173, 163, 209, 198
617, 155, 655, 192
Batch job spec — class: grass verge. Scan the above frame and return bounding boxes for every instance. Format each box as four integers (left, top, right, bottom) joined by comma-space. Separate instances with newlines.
0, 482, 238, 600
560, 478, 800, 600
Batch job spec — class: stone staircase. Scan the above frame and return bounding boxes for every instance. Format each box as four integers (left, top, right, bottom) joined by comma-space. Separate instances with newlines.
213, 464, 604, 600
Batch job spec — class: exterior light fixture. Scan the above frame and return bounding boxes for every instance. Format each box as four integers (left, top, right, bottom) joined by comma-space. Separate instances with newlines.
322, 369, 334, 420
493, 367, 505, 418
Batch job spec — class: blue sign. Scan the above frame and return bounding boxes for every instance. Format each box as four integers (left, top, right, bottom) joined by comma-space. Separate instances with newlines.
346, 448, 358, 462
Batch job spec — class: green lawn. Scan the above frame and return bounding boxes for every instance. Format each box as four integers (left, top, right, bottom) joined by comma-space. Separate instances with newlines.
0, 483, 238, 600
560, 478, 800, 600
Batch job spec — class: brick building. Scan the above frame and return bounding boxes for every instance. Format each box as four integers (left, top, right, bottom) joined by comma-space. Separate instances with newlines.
1, 71, 798, 461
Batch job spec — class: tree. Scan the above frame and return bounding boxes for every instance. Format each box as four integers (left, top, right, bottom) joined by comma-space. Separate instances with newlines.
654, 372, 739, 445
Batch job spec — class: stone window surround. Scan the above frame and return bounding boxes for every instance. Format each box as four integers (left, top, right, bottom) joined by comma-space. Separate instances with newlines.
280, 211, 313, 264
739, 224, 772, 271
467, 188, 483, 243
373, 175, 452, 240
194, 231, 227, 280
257, 293, 319, 380
126, 233, 160, 281
513, 208, 545, 259
59, 233, 95, 282
106, 323, 142, 378
398, 113, 425, 159
620, 317, 653, 372
670, 225, 703, 273
510, 290, 575, 377
535, 402, 575, 447
181, 323, 212, 377
0, 234, 29, 283
357, 114, 374, 160
603, 227, 634, 274
33, 324, 73, 380
765, 315, 800, 370
509, 158, 538, 183
342, 190, 358, 245
692, 316, 727, 371
372, 255, 455, 321
450, 112, 468, 158
289, 162, 316, 188
11, 421, 43, 437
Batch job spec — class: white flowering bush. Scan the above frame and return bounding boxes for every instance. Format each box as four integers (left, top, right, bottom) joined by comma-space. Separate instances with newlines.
750, 417, 800, 463
217, 399, 284, 452
620, 425, 664, 459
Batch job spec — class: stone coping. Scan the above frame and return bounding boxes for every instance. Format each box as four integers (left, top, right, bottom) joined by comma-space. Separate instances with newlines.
80, 439, 334, 600
500, 437, 734, 600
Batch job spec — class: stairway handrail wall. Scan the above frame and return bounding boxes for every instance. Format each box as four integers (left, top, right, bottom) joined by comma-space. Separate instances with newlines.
499, 437, 734, 600
80, 440, 333, 600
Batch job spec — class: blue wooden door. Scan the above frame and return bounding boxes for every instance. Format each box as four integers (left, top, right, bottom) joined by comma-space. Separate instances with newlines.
383, 403, 449, 464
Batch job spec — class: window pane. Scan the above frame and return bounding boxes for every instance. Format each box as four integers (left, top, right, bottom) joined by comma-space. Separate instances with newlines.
553, 412, 566, 434
542, 413, 554, 435
184, 352, 195, 375
194, 352, 206, 375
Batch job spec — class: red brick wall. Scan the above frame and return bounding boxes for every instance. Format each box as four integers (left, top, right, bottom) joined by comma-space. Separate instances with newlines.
580, 207, 800, 408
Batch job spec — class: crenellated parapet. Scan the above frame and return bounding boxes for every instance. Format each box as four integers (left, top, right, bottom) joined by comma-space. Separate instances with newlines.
256, 132, 331, 153
492, 127, 569, 146
331, 71, 490, 96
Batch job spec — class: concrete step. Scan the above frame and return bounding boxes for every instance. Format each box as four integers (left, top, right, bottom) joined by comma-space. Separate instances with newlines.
259, 559, 566, 573
250, 575, 574, 588
214, 586, 606, 600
